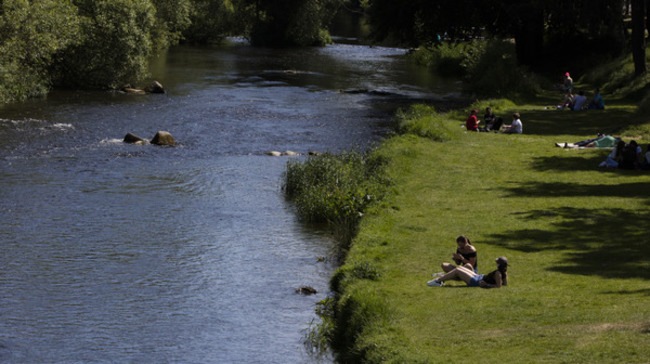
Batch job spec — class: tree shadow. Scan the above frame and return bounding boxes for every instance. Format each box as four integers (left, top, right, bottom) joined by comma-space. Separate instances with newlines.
522, 108, 637, 136
603, 288, 650, 296
482, 207, 650, 280
530, 154, 607, 172
501, 181, 650, 202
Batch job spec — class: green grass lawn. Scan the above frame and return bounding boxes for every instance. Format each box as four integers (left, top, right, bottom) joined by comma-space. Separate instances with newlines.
333, 101, 650, 363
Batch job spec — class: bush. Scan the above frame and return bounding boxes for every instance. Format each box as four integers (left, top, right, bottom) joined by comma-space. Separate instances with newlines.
409, 42, 481, 77
464, 40, 542, 98
409, 40, 543, 98
283, 149, 391, 249
393, 104, 455, 141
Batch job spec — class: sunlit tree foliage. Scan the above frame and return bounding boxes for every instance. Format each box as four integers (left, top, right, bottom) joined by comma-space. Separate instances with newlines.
0, 0, 81, 102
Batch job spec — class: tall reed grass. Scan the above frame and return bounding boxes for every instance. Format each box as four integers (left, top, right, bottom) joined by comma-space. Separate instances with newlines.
283, 149, 391, 250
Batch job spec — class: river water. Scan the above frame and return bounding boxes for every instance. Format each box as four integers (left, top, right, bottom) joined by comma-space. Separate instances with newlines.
0, 38, 459, 363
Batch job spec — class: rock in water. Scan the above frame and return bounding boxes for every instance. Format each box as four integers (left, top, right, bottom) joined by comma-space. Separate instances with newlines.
150, 131, 175, 146
123, 133, 147, 145
295, 286, 318, 295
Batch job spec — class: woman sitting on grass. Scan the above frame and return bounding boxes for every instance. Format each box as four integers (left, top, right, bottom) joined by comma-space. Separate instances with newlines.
428, 257, 508, 288
501, 113, 523, 134
439, 235, 478, 274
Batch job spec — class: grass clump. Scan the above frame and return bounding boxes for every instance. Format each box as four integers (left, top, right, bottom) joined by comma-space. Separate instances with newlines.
283, 149, 391, 249
393, 104, 457, 141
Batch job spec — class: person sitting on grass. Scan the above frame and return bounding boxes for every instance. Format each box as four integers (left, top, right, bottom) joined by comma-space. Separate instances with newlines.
599, 140, 626, 168
640, 144, 650, 170
465, 109, 481, 131
557, 90, 574, 110
484, 107, 504, 132
501, 113, 523, 134
572, 90, 587, 111
434, 235, 478, 275
428, 256, 508, 288
587, 88, 605, 110
619, 140, 640, 170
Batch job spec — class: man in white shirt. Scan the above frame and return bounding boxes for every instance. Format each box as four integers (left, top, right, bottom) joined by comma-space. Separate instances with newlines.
572, 90, 587, 111
502, 113, 523, 134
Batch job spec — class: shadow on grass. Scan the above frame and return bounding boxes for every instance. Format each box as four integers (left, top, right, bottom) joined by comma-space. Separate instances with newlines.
503, 181, 650, 201
522, 108, 637, 136
483, 207, 650, 280
530, 154, 607, 172
603, 288, 650, 296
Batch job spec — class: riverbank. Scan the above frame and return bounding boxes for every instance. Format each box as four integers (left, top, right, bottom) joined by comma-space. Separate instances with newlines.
329, 99, 650, 362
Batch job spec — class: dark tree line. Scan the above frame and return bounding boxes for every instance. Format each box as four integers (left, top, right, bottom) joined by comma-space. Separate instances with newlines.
360, 0, 650, 73
0, 0, 344, 103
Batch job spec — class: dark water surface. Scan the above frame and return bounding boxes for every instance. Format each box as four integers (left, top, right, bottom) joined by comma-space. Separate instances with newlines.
0, 40, 459, 363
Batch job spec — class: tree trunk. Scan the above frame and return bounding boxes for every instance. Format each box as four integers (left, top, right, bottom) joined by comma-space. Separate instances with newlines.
632, 0, 646, 75
514, 6, 545, 66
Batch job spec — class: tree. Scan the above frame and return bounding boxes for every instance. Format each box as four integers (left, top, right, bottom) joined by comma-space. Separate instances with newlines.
632, 0, 646, 75
0, 0, 81, 102
56, 0, 157, 89
361, 0, 480, 46
182, 0, 240, 44
240, 0, 345, 46
150, 0, 191, 49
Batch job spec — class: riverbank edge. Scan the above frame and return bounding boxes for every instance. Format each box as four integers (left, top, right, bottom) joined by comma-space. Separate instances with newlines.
325, 100, 650, 363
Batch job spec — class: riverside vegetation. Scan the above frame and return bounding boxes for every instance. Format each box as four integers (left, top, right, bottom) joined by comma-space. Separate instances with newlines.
286, 48, 650, 362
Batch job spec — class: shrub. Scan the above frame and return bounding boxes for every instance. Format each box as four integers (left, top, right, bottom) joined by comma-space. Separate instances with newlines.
393, 104, 455, 141
409, 40, 543, 98
464, 40, 542, 98
283, 149, 391, 249
409, 42, 482, 77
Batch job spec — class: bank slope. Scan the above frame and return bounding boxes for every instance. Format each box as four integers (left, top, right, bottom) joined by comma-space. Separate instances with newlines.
333, 107, 650, 363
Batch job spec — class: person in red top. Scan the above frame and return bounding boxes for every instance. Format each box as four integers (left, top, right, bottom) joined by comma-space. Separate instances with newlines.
465, 109, 480, 131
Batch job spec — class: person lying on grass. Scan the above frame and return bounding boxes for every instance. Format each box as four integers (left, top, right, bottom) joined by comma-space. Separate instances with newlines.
428, 256, 508, 288
555, 133, 620, 149
437, 235, 478, 274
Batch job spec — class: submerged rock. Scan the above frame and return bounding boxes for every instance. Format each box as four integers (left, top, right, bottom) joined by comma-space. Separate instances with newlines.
265, 150, 301, 156
295, 286, 318, 295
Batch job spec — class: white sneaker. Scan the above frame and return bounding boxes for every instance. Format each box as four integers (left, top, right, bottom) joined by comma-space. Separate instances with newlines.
431, 272, 444, 277
427, 279, 444, 287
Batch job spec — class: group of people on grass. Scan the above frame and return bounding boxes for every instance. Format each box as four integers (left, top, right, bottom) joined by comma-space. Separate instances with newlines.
557, 72, 604, 111
558, 88, 604, 111
598, 139, 650, 169
466, 108, 522, 134
554, 71, 650, 169
555, 133, 650, 169
426, 235, 508, 289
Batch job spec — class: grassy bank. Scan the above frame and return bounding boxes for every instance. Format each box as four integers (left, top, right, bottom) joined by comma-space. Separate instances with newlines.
316, 98, 650, 362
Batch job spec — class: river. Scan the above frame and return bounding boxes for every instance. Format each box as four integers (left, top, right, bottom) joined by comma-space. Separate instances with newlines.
0, 37, 460, 363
